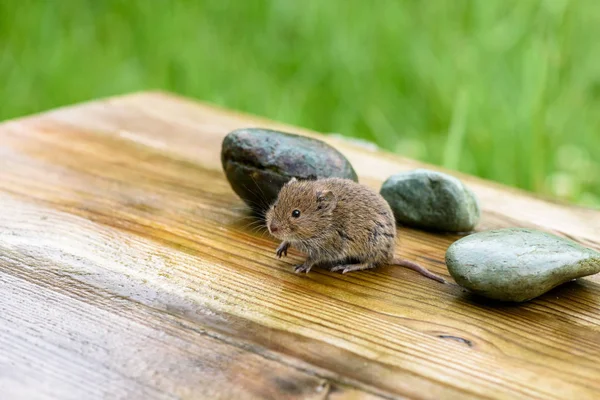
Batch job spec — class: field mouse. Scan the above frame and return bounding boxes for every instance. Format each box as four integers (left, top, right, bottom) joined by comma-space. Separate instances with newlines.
265, 177, 446, 283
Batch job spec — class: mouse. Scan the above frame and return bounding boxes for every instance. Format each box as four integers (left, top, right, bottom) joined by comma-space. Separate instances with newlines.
265, 177, 446, 283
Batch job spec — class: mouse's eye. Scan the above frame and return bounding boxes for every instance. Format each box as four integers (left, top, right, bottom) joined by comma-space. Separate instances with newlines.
291, 209, 301, 218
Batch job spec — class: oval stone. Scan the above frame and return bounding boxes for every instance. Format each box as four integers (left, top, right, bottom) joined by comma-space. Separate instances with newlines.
446, 228, 600, 302
221, 128, 357, 213
380, 169, 480, 232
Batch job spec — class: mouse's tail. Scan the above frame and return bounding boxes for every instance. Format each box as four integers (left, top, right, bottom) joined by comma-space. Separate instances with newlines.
391, 258, 446, 284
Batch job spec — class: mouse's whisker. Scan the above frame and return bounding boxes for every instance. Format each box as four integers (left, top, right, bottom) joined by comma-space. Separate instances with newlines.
250, 226, 268, 235
241, 182, 272, 212
248, 174, 272, 210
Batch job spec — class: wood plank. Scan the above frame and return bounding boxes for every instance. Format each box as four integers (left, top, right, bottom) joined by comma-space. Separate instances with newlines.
37, 91, 600, 250
1, 91, 600, 399
0, 272, 331, 400
0, 204, 383, 400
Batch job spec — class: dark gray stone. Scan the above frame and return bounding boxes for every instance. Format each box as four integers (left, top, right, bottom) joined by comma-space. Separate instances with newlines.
446, 228, 600, 302
379, 169, 480, 232
221, 128, 357, 213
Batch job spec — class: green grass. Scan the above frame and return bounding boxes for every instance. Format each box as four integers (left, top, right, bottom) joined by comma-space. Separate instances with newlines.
1, 0, 599, 207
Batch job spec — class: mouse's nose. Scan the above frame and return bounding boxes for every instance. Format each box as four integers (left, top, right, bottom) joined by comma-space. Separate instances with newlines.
269, 222, 279, 233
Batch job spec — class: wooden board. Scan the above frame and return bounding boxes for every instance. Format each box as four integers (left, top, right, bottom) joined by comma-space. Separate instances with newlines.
1, 91, 599, 400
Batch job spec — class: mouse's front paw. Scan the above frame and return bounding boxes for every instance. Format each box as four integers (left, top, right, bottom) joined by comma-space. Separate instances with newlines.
276, 241, 290, 258
294, 263, 312, 274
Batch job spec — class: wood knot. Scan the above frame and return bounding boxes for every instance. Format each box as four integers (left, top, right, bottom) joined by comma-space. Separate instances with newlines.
437, 334, 474, 347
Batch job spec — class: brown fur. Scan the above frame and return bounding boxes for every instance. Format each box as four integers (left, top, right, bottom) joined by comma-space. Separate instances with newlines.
265, 177, 445, 283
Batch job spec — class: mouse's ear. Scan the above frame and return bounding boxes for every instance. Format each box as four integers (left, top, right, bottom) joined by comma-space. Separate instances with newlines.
316, 190, 336, 211
287, 177, 297, 184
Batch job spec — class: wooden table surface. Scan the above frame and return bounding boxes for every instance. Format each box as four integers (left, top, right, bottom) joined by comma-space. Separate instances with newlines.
1, 92, 600, 400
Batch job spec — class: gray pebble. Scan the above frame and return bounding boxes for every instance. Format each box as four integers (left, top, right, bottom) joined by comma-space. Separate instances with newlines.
446, 228, 600, 302
380, 169, 480, 232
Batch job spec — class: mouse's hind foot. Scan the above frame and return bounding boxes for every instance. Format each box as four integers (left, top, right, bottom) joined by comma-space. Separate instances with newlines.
294, 261, 314, 274
331, 263, 375, 274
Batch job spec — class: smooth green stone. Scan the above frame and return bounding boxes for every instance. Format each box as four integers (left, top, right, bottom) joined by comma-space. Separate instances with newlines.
446, 228, 600, 302
221, 128, 357, 213
380, 169, 480, 232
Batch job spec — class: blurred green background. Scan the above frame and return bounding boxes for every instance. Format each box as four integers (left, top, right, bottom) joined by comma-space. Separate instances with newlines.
1, 0, 598, 207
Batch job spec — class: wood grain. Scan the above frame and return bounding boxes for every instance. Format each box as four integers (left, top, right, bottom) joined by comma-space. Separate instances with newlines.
1, 91, 599, 400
